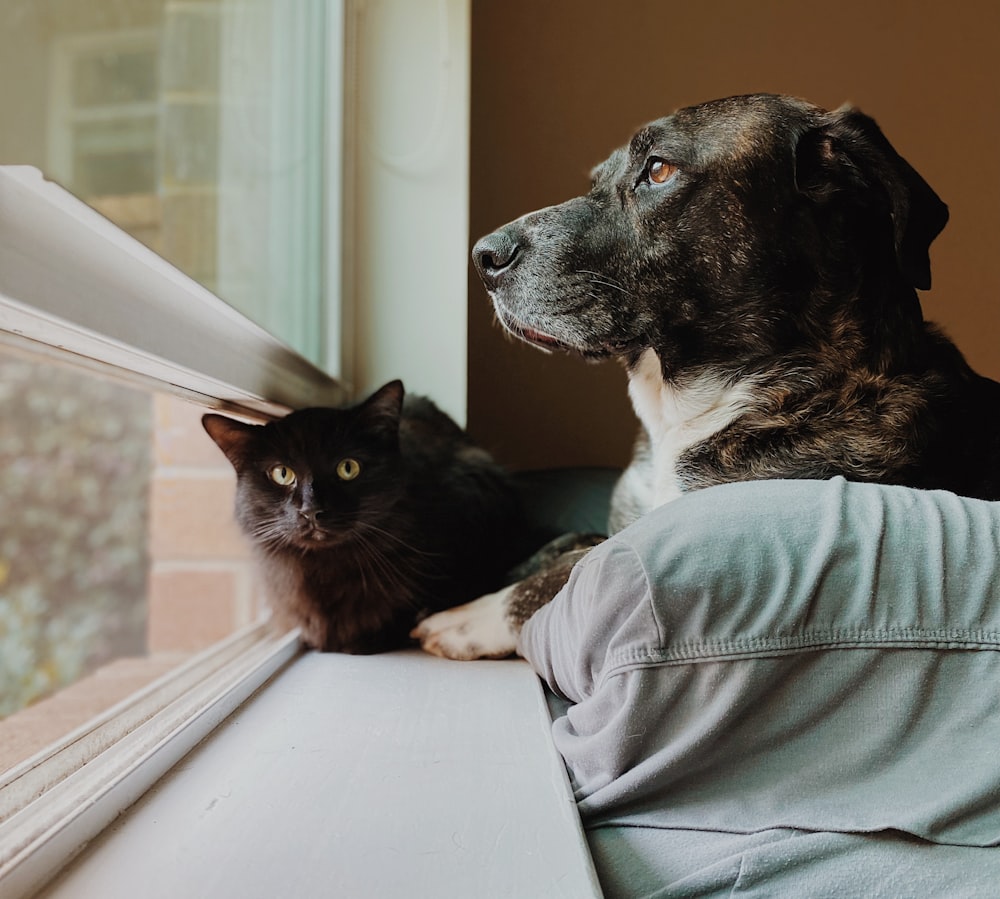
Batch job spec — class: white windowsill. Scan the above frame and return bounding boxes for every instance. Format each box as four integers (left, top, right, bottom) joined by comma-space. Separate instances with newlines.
31, 651, 603, 899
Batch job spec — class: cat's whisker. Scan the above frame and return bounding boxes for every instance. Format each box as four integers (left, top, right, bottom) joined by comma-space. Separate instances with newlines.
370, 535, 444, 585
353, 544, 372, 596
355, 522, 443, 559
351, 535, 432, 612
352, 548, 417, 612
247, 518, 295, 550
354, 534, 418, 584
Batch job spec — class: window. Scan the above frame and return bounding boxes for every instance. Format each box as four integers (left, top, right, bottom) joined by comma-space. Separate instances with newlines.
0, 0, 344, 798
0, 141, 336, 899
0, 0, 340, 732
0, 0, 473, 892
11, 0, 333, 368
0, 347, 154, 723
0, 345, 271, 758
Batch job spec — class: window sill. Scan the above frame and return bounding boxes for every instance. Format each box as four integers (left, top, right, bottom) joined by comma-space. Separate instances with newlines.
0, 623, 301, 897
0, 654, 191, 775
24, 650, 601, 898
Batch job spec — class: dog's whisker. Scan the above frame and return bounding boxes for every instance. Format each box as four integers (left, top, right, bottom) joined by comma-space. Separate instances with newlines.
578, 269, 629, 294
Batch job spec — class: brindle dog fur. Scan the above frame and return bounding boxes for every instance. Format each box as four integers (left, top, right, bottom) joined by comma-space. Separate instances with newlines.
412, 93, 1000, 660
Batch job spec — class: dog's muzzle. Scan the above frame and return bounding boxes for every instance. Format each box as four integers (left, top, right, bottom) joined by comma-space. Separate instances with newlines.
472, 227, 521, 290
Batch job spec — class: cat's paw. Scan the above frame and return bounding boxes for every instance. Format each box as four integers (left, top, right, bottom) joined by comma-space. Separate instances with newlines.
412, 587, 518, 660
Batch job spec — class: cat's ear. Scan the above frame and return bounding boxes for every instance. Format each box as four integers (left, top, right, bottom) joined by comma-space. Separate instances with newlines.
363, 380, 404, 418
202, 414, 258, 466
359, 380, 404, 437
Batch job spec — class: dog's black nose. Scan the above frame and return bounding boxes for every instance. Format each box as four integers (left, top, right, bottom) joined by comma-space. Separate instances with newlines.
473, 228, 520, 288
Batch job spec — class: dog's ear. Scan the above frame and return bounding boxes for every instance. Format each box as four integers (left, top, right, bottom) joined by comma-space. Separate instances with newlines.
794, 106, 948, 291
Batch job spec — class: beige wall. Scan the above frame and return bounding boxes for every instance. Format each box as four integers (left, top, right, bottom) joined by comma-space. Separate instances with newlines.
468, 0, 1000, 470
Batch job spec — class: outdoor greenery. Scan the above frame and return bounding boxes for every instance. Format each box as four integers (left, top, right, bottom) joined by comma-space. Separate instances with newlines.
0, 351, 151, 717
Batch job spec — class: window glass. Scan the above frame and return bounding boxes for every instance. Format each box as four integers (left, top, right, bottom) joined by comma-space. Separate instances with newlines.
0, 0, 330, 368
0, 342, 264, 769
0, 349, 151, 719
0, 0, 336, 772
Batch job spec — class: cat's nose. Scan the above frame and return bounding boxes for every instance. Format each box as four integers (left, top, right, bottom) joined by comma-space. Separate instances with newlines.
299, 508, 330, 524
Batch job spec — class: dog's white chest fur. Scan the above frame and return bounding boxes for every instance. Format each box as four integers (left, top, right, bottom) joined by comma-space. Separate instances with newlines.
622, 348, 755, 516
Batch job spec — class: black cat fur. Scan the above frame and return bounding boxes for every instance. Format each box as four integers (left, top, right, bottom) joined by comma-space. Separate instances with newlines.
202, 380, 524, 653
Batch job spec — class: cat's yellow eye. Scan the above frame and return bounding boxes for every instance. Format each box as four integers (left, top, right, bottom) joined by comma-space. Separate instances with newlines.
268, 464, 297, 486
337, 458, 361, 481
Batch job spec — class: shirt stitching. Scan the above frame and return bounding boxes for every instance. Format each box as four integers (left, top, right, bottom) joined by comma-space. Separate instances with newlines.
601, 627, 1000, 682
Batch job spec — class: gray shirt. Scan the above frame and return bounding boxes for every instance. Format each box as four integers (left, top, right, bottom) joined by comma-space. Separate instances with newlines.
519, 477, 1000, 898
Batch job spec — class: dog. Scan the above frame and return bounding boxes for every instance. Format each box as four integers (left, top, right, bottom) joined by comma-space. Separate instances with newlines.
412, 92, 1000, 660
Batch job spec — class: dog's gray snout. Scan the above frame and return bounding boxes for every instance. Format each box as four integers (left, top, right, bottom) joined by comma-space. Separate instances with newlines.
473, 229, 521, 288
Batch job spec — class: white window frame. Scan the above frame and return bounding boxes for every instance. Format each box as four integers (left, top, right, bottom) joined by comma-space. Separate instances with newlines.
0, 160, 331, 896
0, 10, 344, 887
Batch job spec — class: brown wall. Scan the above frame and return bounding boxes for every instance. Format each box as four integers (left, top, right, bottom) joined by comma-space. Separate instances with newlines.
468, 0, 1000, 470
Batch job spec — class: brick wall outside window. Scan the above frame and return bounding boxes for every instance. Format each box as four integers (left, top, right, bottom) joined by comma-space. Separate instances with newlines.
148, 395, 263, 652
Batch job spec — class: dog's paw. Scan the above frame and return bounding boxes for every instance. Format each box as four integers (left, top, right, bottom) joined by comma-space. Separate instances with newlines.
411, 587, 518, 660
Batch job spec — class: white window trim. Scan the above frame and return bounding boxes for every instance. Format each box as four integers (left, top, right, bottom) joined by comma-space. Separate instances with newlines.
339, 0, 469, 425
32, 651, 603, 899
0, 166, 345, 418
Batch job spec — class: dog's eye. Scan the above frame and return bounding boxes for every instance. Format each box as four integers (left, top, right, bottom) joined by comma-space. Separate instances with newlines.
647, 158, 678, 185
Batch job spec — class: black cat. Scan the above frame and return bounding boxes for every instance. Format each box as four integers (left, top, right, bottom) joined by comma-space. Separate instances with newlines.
202, 380, 524, 653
